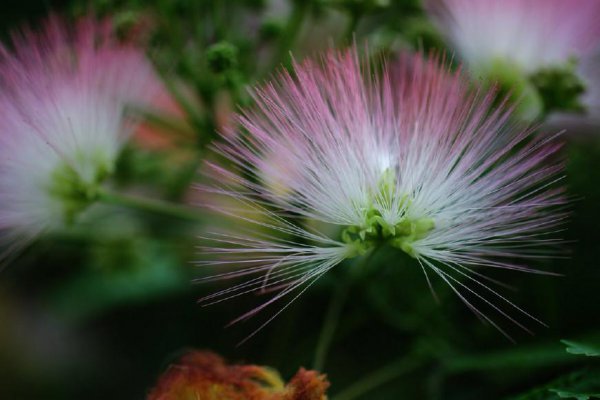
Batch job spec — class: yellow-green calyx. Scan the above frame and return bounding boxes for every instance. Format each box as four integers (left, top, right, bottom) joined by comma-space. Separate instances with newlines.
342, 169, 434, 259
342, 210, 434, 259
48, 152, 113, 225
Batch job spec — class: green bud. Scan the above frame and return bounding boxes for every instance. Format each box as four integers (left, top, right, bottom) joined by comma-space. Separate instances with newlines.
206, 42, 239, 74
260, 19, 285, 41
530, 61, 587, 116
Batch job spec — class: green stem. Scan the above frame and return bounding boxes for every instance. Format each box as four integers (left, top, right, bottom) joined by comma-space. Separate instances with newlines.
313, 277, 352, 371
332, 357, 424, 400
212, 0, 227, 41
96, 188, 204, 223
312, 249, 379, 371
167, 155, 204, 200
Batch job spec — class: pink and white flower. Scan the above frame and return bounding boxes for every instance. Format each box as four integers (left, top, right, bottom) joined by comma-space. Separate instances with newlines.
426, 0, 600, 119
0, 16, 160, 255
199, 47, 566, 337
426, 0, 600, 74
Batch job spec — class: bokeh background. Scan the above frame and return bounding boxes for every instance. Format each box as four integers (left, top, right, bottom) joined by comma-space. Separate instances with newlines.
1, 1, 599, 399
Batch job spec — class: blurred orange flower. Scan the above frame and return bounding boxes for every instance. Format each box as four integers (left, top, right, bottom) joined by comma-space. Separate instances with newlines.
147, 351, 329, 400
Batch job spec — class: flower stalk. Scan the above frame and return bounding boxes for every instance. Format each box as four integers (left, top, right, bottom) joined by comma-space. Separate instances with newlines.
96, 188, 205, 223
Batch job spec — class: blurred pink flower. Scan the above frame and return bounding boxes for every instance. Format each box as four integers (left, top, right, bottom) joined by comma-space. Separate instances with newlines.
427, 0, 600, 120
199, 47, 566, 338
0, 15, 161, 257
427, 0, 600, 74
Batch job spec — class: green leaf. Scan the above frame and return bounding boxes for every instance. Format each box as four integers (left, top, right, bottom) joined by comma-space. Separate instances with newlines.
47, 238, 190, 321
562, 340, 600, 357
549, 388, 600, 400
443, 342, 576, 373
510, 369, 600, 400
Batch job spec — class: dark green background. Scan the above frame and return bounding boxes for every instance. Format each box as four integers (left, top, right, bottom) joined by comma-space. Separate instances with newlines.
1, 1, 599, 399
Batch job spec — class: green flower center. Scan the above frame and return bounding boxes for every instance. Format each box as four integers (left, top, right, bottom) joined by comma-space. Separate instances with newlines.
341, 167, 435, 258
47, 150, 113, 225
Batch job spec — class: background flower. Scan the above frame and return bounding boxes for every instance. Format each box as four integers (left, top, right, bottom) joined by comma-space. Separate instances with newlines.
427, 0, 600, 73
427, 0, 600, 118
0, 15, 160, 255
147, 350, 329, 400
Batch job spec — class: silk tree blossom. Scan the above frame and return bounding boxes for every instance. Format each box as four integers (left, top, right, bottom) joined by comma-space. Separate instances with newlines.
0, 16, 160, 256
426, 0, 600, 118
426, 0, 600, 73
199, 47, 566, 338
